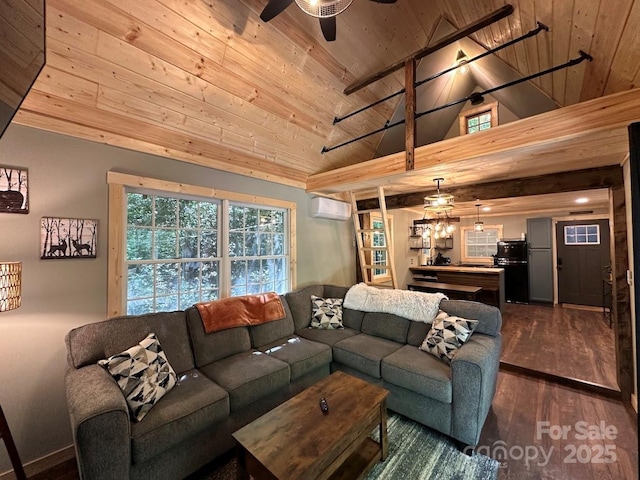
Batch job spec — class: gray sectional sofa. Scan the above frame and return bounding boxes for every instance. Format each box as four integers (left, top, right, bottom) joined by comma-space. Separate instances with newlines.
64, 284, 502, 480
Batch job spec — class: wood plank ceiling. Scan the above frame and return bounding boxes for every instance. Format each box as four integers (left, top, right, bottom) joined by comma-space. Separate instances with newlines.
13, 0, 640, 195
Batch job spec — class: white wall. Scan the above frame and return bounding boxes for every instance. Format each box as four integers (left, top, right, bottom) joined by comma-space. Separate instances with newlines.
0, 124, 355, 473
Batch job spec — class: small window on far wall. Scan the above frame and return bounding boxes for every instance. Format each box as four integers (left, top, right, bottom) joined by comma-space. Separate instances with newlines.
459, 101, 498, 135
461, 225, 503, 264
564, 225, 600, 245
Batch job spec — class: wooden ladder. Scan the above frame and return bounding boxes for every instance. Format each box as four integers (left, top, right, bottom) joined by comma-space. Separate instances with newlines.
349, 186, 398, 289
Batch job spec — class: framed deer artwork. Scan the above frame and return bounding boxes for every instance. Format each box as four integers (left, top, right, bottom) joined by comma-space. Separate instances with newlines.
0, 165, 28, 214
40, 217, 97, 260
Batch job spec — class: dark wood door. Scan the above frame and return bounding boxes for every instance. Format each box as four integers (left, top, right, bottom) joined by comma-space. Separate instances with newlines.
556, 219, 610, 307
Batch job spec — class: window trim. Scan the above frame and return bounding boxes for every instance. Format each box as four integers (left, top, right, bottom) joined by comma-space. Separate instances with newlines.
107, 171, 297, 317
459, 101, 499, 135
460, 224, 503, 264
363, 212, 393, 283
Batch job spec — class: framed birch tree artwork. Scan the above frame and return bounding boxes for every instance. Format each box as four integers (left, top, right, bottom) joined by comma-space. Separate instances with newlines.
0, 166, 28, 213
41, 217, 98, 259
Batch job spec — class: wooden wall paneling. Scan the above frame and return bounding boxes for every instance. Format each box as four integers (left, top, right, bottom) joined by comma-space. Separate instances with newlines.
551, 0, 574, 105
103, 0, 228, 65
602, 0, 640, 95
580, 0, 634, 101
33, 65, 99, 107
95, 84, 324, 164
610, 183, 634, 400
47, 4, 100, 54
221, 46, 382, 145
50, 0, 225, 68
534, 0, 553, 97
517, 0, 541, 88
506, 1, 531, 79
43, 28, 332, 171
20, 91, 310, 186
564, 0, 599, 105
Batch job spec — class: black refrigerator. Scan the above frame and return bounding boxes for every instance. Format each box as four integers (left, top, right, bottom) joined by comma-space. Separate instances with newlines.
496, 239, 529, 303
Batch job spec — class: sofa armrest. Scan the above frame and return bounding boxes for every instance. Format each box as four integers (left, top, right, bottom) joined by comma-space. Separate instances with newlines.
450, 333, 502, 446
65, 365, 131, 479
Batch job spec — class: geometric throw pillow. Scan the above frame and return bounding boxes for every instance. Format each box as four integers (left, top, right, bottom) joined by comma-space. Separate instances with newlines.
98, 333, 177, 422
310, 295, 344, 329
419, 315, 479, 363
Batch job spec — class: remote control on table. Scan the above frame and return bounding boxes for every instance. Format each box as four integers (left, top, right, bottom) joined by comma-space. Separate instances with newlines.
319, 397, 329, 413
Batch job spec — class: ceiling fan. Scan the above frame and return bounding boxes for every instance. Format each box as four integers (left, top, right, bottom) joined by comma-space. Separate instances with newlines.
260, 0, 397, 42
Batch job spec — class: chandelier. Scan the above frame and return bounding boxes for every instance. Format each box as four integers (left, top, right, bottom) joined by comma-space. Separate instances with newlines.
474, 201, 484, 232
424, 178, 454, 212
433, 212, 455, 239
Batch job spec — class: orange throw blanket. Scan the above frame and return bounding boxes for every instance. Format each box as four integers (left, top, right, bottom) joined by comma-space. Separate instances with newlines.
195, 292, 285, 334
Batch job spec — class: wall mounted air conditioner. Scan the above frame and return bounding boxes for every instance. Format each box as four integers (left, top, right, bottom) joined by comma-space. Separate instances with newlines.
310, 196, 351, 221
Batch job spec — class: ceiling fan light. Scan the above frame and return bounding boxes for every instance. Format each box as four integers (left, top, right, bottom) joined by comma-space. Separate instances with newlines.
294, 0, 353, 17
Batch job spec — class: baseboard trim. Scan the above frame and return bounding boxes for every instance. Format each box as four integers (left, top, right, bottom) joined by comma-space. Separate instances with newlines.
0, 445, 75, 480
499, 361, 622, 400
561, 303, 603, 312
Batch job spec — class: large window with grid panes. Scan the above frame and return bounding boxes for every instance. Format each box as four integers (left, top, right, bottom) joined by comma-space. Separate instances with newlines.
108, 172, 295, 316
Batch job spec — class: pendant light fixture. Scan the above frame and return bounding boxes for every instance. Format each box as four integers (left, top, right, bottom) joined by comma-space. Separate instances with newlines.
474, 200, 484, 232
424, 178, 454, 212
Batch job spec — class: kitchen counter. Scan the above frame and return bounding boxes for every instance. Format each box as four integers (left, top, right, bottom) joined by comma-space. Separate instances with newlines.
410, 266, 506, 311
411, 265, 503, 274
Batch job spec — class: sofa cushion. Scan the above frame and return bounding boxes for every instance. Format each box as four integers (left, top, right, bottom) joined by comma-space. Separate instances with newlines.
440, 299, 501, 336
311, 295, 344, 329
249, 296, 295, 348
130, 370, 229, 464
98, 333, 178, 422
186, 307, 251, 367
259, 336, 332, 380
382, 345, 452, 403
420, 315, 479, 363
332, 333, 403, 378
406, 310, 448, 346
285, 284, 325, 330
66, 310, 194, 374
200, 351, 290, 411
323, 285, 349, 298
360, 312, 410, 344
295, 326, 360, 346
342, 308, 364, 331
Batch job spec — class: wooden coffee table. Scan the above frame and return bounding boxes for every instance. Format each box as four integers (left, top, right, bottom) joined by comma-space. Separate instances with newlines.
233, 371, 389, 480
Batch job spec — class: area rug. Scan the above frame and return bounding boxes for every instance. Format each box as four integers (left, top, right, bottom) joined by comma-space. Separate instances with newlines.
191, 412, 498, 480
366, 413, 498, 479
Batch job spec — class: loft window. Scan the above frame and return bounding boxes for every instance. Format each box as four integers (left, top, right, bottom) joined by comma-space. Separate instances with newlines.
459, 101, 499, 135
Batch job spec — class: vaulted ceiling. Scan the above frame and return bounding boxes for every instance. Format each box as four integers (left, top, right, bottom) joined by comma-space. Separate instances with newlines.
13, 0, 640, 197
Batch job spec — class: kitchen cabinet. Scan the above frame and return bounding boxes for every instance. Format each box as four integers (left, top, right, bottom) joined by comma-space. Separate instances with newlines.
527, 217, 554, 303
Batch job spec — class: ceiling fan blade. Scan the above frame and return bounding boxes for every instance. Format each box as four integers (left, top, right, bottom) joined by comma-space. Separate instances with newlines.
320, 17, 337, 42
260, 0, 295, 22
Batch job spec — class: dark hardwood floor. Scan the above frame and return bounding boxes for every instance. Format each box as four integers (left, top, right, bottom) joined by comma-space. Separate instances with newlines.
481, 371, 637, 479
500, 303, 618, 390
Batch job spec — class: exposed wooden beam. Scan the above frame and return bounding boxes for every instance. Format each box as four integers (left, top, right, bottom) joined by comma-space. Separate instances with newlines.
343, 4, 514, 95
356, 166, 624, 210
405, 59, 416, 171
